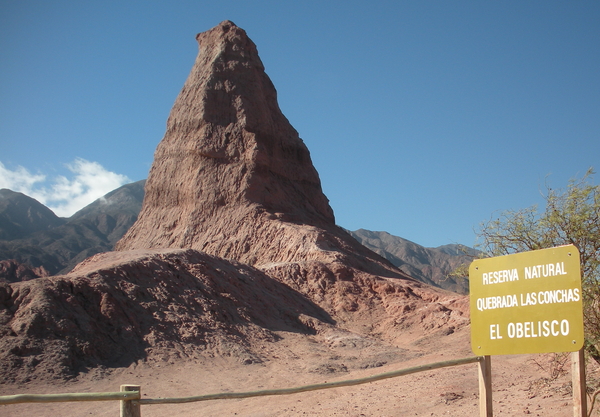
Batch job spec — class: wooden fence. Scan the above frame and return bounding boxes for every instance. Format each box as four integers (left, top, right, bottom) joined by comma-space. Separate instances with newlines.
2, 354, 596, 416
0, 356, 483, 416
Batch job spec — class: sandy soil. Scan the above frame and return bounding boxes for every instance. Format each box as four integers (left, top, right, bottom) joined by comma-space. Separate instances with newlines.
2, 326, 596, 416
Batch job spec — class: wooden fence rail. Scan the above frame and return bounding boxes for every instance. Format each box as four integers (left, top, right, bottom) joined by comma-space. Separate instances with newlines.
0, 390, 139, 405
0, 356, 483, 416
139, 356, 482, 405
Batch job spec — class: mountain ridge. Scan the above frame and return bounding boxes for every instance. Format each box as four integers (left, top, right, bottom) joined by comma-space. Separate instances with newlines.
0, 180, 145, 277
348, 229, 474, 294
0, 189, 66, 240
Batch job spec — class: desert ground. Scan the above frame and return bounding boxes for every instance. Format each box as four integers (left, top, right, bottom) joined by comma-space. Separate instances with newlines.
2, 325, 596, 416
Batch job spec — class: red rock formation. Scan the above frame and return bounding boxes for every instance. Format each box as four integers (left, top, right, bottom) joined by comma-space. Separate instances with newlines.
116, 21, 387, 271
0, 21, 469, 384
0, 259, 49, 283
115, 18, 467, 333
0, 249, 334, 383
0, 249, 467, 383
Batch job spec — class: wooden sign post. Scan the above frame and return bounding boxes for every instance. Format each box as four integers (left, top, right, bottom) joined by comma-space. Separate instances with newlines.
469, 245, 586, 417
120, 385, 141, 417
572, 348, 587, 417
478, 355, 493, 417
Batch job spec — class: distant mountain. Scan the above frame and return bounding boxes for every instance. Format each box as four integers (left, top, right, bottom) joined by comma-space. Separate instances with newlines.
0, 189, 66, 240
348, 229, 476, 294
69, 180, 145, 243
0, 180, 145, 277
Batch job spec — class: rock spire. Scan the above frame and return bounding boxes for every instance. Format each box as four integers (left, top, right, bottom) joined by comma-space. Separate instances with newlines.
0, 23, 469, 385
117, 21, 340, 263
117, 21, 410, 280
119, 22, 331, 260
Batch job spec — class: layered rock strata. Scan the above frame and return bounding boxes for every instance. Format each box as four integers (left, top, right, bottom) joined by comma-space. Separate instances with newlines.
115, 21, 393, 274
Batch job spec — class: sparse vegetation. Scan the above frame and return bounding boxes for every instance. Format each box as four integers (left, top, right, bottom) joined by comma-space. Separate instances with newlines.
530, 352, 571, 381
470, 168, 600, 414
477, 168, 600, 364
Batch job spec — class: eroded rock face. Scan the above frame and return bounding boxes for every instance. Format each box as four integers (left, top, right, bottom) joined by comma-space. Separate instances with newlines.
0, 249, 333, 383
117, 21, 337, 263
116, 21, 417, 284
0, 248, 468, 383
113, 19, 469, 348
0, 259, 49, 283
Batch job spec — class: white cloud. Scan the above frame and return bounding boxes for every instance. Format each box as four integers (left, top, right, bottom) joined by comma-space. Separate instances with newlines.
0, 162, 46, 191
0, 158, 131, 217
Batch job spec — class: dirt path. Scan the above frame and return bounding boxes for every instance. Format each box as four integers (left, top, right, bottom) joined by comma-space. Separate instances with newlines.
2, 327, 594, 416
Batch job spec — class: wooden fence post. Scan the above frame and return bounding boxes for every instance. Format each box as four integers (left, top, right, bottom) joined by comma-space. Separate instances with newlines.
572, 349, 587, 417
478, 355, 493, 417
120, 385, 141, 417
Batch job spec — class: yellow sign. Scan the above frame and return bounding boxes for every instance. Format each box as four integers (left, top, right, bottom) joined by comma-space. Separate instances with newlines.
470, 245, 584, 355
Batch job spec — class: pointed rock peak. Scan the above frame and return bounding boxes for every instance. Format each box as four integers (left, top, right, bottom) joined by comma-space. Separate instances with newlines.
117, 21, 337, 262
194, 20, 259, 73
216, 19, 237, 29
197, 20, 241, 38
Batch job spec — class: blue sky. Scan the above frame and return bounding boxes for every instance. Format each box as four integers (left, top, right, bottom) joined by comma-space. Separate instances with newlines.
1, 1, 598, 248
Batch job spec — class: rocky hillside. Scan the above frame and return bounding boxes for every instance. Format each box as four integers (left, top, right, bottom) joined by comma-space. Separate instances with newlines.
0, 180, 145, 278
348, 229, 476, 294
0, 21, 469, 384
